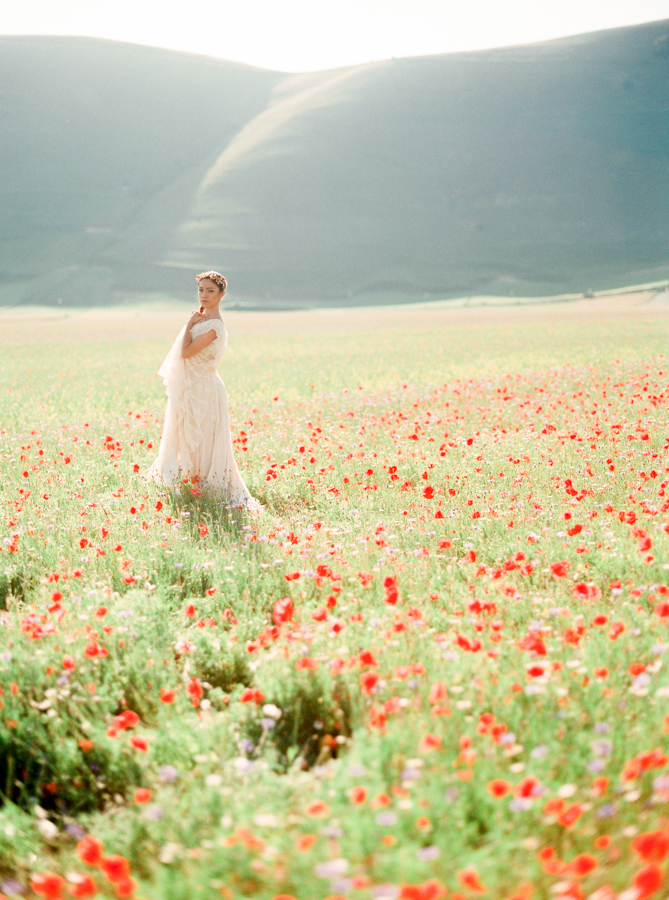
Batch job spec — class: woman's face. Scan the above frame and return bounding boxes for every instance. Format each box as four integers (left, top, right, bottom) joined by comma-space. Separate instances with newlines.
198, 278, 224, 309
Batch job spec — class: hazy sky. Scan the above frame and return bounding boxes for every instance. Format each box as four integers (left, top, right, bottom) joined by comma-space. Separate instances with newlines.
2, 0, 667, 72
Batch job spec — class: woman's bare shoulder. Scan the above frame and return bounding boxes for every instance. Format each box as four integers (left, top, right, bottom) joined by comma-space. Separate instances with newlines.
192, 318, 225, 333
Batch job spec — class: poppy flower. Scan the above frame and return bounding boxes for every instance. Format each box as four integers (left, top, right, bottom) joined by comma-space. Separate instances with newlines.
428, 681, 448, 703
419, 733, 441, 753
296, 834, 317, 851
633, 864, 663, 899
67, 874, 98, 898
631, 831, 669, 863
113, 876, 138, 899
457, 868, 487, 893
99, 855, 131, 884
30, 873, 65, 900
77, 834, 104, 865
399, 881, 447, 900
572, 582, 602, 601
349, 786, 367, 804
272, 597, 294, 625
304, 799, 329, 817
239, 688, 265, 704
113, 710, 139, 731
568, 854, 598, 877
487, 779, 512, 798
295, 656, 318, 670
360, 672, 380, 694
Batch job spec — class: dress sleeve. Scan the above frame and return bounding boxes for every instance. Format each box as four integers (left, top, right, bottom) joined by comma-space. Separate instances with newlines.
209, 319, 228, 357
203, 320, 221, 335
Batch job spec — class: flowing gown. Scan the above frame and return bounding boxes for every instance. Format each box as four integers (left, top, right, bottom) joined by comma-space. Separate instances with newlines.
147, 318, 262, 513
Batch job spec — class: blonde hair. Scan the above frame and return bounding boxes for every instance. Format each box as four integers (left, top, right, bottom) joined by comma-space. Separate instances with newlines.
196, 270, 227, 291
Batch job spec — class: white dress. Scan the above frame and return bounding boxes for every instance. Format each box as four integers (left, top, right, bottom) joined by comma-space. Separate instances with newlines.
147, 318, 262, 513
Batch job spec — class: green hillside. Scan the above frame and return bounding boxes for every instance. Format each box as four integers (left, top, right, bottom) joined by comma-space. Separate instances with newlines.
0, 37, 282, 305
1, 22, 669, 307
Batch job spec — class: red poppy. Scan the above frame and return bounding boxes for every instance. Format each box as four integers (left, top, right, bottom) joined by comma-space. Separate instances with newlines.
399, 881, 447, 900
418, 733, 441, 752
30, 873, 65, 900
99, 855, 131, 884
77, 834, 104, 865
114, 875, 138, 899
633, 864, 663, 899
304, 799, 329, 817
428, 681, 448, 703
68, 874, 98, 898
567, 854, 598, 877
360, 672, 380, 694
457, 868, 487, 893
113, 710, 139, 731
272, 597, 294, 625
631, 831, 669, 863
349, 786, 367, 804
487, 779, 512, 798
295, 656, 318, 670
239, 688, 265, 704
572, 582, 601, 601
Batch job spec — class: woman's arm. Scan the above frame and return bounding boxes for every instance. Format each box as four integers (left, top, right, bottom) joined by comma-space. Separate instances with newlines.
181, 310, 203, 357
181, 312, 220, 358
181, 326, 218, 359
182, 330, 217, 358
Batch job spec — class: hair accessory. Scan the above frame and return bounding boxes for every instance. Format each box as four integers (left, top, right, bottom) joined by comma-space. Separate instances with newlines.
196, 270, 227, 291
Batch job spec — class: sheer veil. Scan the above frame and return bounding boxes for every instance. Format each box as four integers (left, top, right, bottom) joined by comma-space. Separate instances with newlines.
157, 324, 188, 404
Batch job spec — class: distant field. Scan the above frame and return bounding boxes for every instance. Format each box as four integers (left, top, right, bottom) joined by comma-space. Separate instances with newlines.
3, 301, 669, 898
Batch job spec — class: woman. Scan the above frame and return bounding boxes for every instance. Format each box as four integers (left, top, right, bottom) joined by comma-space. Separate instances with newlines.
147, 270, 262, 513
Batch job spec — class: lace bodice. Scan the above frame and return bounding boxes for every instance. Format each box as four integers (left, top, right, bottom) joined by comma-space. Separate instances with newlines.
189, 319, 227, 370
156, 318, 228, 403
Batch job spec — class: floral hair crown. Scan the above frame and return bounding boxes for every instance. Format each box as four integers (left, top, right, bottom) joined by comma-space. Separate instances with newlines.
196, 270, 227, 290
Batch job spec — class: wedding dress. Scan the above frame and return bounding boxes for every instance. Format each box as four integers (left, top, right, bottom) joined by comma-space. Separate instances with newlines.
147, 318, 262, 513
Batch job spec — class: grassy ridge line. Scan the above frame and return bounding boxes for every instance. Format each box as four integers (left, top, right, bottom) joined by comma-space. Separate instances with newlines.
3, 20, 669, 305
2, 316, 669, 897
0, 35, 284, 306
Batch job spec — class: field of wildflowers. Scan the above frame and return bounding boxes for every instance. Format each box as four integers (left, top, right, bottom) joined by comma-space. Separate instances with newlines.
3, 306, 669, 900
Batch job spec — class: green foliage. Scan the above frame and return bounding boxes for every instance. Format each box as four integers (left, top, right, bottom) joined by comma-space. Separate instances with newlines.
3, 310, 669, 895
0, 702, 142, 815
192, 644, 253, 695
0, 565, 37, 609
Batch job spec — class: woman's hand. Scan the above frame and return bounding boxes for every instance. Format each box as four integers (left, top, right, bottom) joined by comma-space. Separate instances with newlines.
182, 310, 205, 358
187, 309, 204, 327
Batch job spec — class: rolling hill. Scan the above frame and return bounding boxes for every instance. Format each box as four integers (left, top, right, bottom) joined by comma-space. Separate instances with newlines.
1, 21, 668, 308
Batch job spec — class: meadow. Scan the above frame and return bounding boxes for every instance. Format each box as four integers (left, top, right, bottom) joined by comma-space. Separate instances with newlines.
3, 296, 669, 900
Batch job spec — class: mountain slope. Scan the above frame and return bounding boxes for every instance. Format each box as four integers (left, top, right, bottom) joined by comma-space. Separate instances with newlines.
166, 18, 669, 304
1, 22, 668, 307
0, 37, 282, 304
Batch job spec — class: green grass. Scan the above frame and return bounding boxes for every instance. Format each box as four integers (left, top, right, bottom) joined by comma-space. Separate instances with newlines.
2, 310, 669, 899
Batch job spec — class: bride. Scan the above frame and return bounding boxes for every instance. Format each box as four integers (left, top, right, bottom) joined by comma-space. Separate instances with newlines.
147, 270, 262, 514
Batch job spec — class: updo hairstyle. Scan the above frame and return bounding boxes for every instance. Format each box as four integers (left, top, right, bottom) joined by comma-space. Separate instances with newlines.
196, 270, 227, 291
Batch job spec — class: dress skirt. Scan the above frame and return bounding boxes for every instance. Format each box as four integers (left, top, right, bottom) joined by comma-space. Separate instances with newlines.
147, 318, 262, 513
